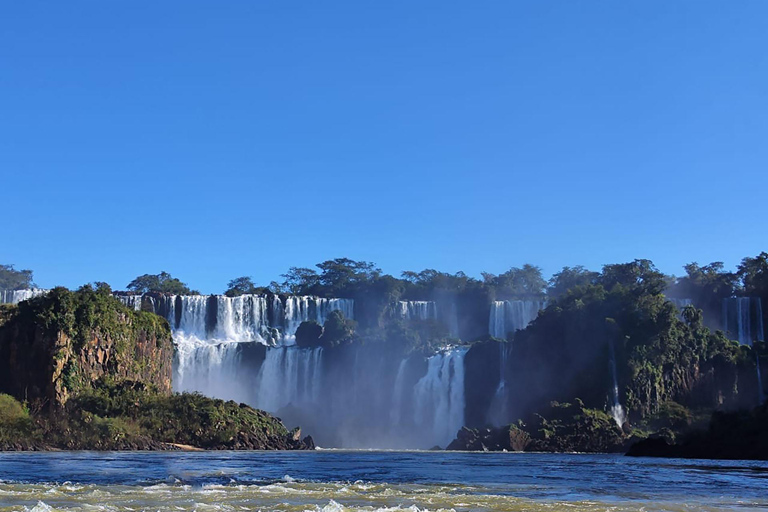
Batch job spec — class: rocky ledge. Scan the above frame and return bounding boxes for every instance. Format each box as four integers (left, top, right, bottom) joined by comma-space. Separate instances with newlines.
447, 400, 631, 453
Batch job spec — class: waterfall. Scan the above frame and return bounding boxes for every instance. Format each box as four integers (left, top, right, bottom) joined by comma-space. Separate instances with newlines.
128, 293, 354, 346
757, 353, 765, 405
608, 340, 626, 428
390, 358, 409, 426
254, 347, 323, 414
115, 294, 143, 311
282, 297, 354, 343
174, 342, 251, 403
489, 300, 546, 339
413, 347, 468, 448
722, 297, 765, 345
0, 289, 49, 305
396, 301, 437, 321
487, 342, 512, 426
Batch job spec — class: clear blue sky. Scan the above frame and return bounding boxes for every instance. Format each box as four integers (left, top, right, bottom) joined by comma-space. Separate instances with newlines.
2, 2, 766, 293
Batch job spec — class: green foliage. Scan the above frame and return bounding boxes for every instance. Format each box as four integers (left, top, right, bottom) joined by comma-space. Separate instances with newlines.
0, 394, 34, 443
600, 259, 669, 296
482, 264, 547, 299
0, 265, 35, 290
321, 310, 357, 347
548, 266, 600, 300
295, 320, 323, 348
224, 276, 267, 297
58, 381, 290, 449
127, 272, 198, 295
0, 264, 35, 290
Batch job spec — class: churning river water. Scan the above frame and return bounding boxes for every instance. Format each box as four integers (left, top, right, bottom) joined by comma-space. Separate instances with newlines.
0, 451, 766, 512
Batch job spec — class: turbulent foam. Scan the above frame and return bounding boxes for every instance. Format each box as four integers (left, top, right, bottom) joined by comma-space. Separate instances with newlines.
3, 480, 758, 512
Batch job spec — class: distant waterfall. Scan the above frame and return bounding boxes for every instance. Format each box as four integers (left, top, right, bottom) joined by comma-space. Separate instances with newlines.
390, 358, 409, 426
115, 294, 143, 311
395, 301, 438, 321
127, 293, 353, 347
254, 347, 324, 414
0, 289, 49, 305
413, 347, 468, 448
757, 353, 765, 405
282, 297, 354, 343
487, 342, 512, 426
174, 342, 251, 403
489, 300, 546, 339
722, 297, 765, 345
608, 341, 626, 428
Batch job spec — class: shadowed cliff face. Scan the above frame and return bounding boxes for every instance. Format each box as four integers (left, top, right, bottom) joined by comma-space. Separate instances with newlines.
0, 287, 173, 407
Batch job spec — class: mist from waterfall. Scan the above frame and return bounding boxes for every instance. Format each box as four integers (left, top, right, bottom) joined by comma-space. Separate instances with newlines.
608, 340, 626, 428
489, 300, 545, 339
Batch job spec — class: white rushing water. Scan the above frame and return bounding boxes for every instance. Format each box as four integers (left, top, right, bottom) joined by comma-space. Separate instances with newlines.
254, 346, 324, 413
396, 301, 438, 321
487, 342, 513, 426
488, 300, 546, 339
413, 347, 468, 448
608, 340, 626, 428
722, 297, 765, 345
0, 288, 49, 304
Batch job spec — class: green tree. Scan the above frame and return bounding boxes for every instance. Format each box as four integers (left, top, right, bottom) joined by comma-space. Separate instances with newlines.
738, 252, 768, 298
316, 258, 381, 295
224, 276, 263, 297
281, 267, 320, 295
295, 320, 323, 348
548, 266, 600, 299
127, 272, 198, 294
320, 310, 356, 347
600, 259, 668, 296
0, 264, 35, 290
484, 264, 547, 299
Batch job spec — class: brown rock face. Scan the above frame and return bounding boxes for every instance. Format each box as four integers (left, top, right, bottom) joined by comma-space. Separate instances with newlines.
0, 288, 173, 408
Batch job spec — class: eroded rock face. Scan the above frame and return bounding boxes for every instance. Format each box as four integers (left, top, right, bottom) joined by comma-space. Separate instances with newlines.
0, 288, 173, 407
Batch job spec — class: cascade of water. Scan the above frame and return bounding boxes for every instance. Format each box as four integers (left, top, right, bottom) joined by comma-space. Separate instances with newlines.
757, 353, 765, 405
213, 295, 269, 343
413, 347, 468, 448
722, 297, 764, 345
487, 342, 512, 426
396, 301, 437, 321
390, 358, 409, 426
135, 293, 353, 346
0, 289, 49, 304
174, 342, 250, 403
115, 295, 143, 311
488, 300, 546, 339
254, 346, 323, 413
608, 340, 626, 427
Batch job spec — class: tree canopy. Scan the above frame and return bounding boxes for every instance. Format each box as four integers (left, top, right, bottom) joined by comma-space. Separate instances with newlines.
0, 264, 35, 290
127, 272, 198, 295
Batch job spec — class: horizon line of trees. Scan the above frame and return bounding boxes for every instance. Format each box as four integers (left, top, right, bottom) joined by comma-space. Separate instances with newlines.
2, 253, 767, 308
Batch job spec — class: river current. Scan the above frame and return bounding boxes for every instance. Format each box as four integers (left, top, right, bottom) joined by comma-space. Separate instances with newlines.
0, 451, 766, 512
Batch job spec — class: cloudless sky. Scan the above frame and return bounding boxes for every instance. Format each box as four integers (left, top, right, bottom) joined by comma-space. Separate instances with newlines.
2, 2, 766, 293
